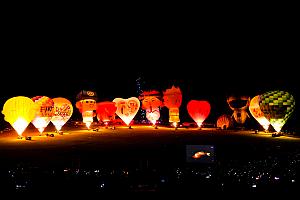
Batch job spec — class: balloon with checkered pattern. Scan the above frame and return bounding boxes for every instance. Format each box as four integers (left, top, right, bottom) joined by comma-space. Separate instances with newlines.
259, 90, 295, 132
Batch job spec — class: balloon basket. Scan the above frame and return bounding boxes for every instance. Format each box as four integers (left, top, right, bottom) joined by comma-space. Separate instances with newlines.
46, 133, 55, 137
25, 136, 32, 140
17, 136, 23, 139
272, 132, 283, 137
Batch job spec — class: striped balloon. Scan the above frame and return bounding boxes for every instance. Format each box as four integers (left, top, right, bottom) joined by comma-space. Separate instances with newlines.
216, 114, 233, 130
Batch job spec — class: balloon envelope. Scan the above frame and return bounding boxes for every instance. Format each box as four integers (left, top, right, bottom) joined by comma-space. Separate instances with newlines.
146, 108, 160, 125
259, 90, 295, 132
140, 91, 162, 125
82, 111, 94, 128
113, 97, 140, 126
51, 97, 73, 131
96, 101, 117, 123
31, 96, 55, 133
163, 86, 182, 123
187, 100, 211, 127
227, 96, 250, 124
249, 95, 270, 131
76, 90, 98, 101
163, 86, 182, 109
76, 97, 97, 129
140, 91, 162, 110
216, 114, 232, 130
2, 96, 36, 136
75, 90, 97, 114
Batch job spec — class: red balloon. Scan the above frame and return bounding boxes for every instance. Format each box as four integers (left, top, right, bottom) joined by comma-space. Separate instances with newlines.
187, 100, 211, 127
96, 101, 117, 123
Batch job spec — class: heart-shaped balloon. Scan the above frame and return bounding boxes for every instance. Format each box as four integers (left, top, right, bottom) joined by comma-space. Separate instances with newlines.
113, 97, 140, 126
259, 90, 295, 132
187, 100, 211, 127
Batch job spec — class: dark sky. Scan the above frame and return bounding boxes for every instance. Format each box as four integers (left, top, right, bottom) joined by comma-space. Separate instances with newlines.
1, 11, 299, 129
1, 14, 297, 96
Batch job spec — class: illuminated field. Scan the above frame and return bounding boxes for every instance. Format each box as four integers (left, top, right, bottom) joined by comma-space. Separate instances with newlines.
0, 125, 299, 168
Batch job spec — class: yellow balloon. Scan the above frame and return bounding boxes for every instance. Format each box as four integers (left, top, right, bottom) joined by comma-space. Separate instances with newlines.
2, 96, 36, 136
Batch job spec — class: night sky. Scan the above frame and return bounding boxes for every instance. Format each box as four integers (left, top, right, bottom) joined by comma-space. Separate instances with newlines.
1, 12, 299, 129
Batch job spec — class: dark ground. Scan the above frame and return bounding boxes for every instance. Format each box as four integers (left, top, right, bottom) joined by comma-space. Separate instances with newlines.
0, 125, 299, 194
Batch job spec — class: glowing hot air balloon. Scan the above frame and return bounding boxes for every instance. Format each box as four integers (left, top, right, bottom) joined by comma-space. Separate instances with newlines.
259, 90, 295, 133
31, 96, 54, 134
96, 101, 117, 127
51, 97, 73, 131
227, 96, 250, 125
2, 96, 36, 137
76, 90, 97, 129
249, 95, 270, 131
113, 97, 140, 126
139, 90, 162, 126
216, 114, 233, 130
187, 100, 211, 128
163, 85, 182, 128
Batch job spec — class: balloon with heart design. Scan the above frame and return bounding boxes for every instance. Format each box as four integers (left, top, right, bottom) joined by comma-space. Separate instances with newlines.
113, 97, 140, 126
187, 100, 211, 128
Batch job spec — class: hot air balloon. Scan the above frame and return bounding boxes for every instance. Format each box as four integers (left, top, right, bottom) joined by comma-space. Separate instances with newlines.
227, 96, 250, 126
2, 96, 36, 137
96, 101, 117, 128
259, 90, 295, 133
139, 90, 162, 127
216, 114, 233, 130
31, 96, 55, 134
76, 90, 97, 129
187, 100, 211, 128
51, 97, 73, 131
113, 97, 140, 127
163, 85, 182, 128
249, 95, 270, 131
